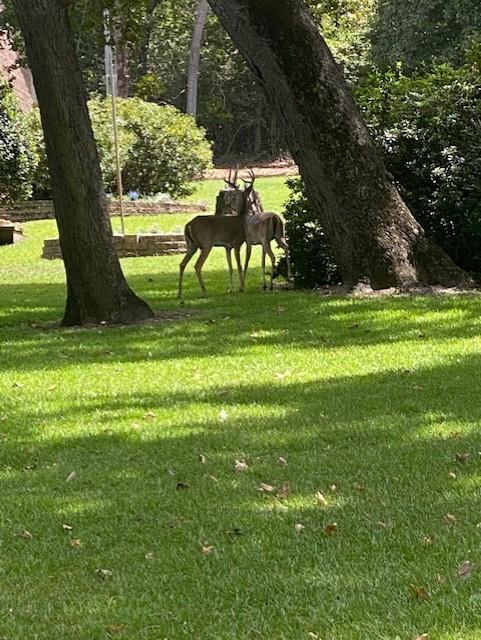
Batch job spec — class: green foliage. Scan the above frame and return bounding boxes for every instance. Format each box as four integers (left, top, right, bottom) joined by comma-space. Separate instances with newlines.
0, 81, 37, 204
282, 177, 339, 288
357, 62, 481, 275
371, 0, 481, 70
29, 97, 213, 199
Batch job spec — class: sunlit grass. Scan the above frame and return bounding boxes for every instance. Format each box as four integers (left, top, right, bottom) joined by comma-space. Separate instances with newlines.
1, 204, 481, 639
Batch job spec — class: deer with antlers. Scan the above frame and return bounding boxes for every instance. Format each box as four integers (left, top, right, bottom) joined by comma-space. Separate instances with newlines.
178, 168, 247, 299
240, 170, 292, 290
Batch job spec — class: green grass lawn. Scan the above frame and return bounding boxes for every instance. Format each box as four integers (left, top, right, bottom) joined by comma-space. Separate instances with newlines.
2, 194, 481, 639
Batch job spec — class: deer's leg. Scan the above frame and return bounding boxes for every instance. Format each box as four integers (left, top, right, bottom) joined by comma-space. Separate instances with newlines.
265, 242, 276, 290
178, 245, 197, 299
225, 248, 234, 292
277, 237, 292, 280
194, 246, 212, 296
234, 245, 244, 292
244, 243, 252, 278
261, 244, 267, 290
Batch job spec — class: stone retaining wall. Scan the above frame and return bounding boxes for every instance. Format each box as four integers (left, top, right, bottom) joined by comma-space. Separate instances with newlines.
0, 199, 206, 223
42, 233, 186, 260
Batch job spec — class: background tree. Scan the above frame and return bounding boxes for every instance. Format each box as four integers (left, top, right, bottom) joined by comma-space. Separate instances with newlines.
11, 0, 154, 325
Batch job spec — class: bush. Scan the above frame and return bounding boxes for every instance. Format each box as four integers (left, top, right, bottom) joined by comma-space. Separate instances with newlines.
356, 60, 481, 275
0, 81, 37, 204
29, 97, 213, 199
281, 177, 339, 288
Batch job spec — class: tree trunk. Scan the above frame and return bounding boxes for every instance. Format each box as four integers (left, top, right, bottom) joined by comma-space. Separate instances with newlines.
12, 0, 154, 325
115, 41, 129, 98
207, 0, 470, 288
186, 0, 210, 118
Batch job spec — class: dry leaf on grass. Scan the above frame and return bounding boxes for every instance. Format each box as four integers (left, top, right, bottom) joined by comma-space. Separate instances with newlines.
198, 454, 207, 464
202, 544, 214, 556
96, 568, 113, 580
66, 471, 76, 482
105, 623, 123, 635
422, 535, 433, 545
62, 523, 73, 531
315, 491, 327, 505
277, 456, 288, 468
276, 482, 290, 499
145, 551, 154, 560
143, 411, 156, 420
258, 483, 276, 493
455, 452, 470, 463
411, 585, 430, 600
16, 529, 33, 540
70, 539, 82, 548
218, 409, 229, 422
443, 513, 457, 525
176, 482, 190, 490
294, 523, 305, 533
448, 471, 457, 479
457, 560, 473, 580
415, 634, 429, 640
234, 459, 248, 472
324, 523, 338, 536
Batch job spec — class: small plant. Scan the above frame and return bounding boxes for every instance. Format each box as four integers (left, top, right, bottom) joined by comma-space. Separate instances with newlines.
281, 177, 339, 288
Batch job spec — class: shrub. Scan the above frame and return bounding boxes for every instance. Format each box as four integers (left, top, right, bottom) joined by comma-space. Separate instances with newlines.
29, 97, 213, 199
281, 177, 339, 288
0, 81, 37, 204
356, 60, 481, 275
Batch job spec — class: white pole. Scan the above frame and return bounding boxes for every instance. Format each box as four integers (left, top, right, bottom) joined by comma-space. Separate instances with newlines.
103, 9, 125, 236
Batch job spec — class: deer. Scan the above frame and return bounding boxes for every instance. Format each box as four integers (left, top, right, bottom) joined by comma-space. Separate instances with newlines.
177, 169, 247, 299
240, 170, 292, 290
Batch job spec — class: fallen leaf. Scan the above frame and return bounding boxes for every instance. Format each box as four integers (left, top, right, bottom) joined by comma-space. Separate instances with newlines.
448, 471, 457, 479
422, 535, 433, 545
258, 482, 276, 493
455, 452, 470, 463
62, 523, 73, 531
206, 474, 218, 482
12, 381, 24, 388
277, 456, 288, 468
70, 538, 82, 548
411, 585, 429, 600
198, 454, 207, 464
105, 623, 123, 635
143, 411, 156, 420
202, 544, 214, 556
234, 459, 248, 472
315, 491, 327, 505
294, 523, 305, 533
457, 560, 473, 580
324, 523, 338, 536
16, 529, 33, 540
276, 482, 290, 499
415, 634, 429, 640
377, 521, 391, 529
145, 551, 154, 560
308, 634, 319, 639
66, 471, 76, 482
96, 568, 113, 580
330, 484, 338, 492
274, 370, 291, 380
353, 483, 364, 491
218, 409, 229, 422
437, 573, 445, 584
176, 482, 189, 490
443, 513, 456, 525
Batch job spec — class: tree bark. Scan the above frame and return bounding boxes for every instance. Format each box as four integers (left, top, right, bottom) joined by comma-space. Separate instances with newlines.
115, 41, 129, 98
207, 0, 470, 288
186, 0, 210, 118
12, 0, 154, 325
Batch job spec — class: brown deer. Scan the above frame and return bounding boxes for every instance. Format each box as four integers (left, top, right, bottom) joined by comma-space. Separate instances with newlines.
178, 169, 246, 299
241, 171, 292, 290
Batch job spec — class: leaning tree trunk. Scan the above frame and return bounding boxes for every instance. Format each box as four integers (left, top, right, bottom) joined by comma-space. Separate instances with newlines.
186, 0, 210, 118
207, 0, 469, 288
12, 0, 154, 326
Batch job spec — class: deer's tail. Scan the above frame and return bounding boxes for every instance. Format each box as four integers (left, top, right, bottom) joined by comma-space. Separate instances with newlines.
273, 215, 286, 243
184, 222, 196, 249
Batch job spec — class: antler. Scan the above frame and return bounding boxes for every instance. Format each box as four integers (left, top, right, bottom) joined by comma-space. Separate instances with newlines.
241, 168, 256, 191
224, 167, 239, 190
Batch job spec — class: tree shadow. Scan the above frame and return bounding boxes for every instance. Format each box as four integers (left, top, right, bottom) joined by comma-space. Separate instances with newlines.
1, 356, 481, 638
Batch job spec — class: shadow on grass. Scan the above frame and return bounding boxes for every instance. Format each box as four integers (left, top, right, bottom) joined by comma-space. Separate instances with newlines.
1, 271, 481, 374
1, 357, 481, 638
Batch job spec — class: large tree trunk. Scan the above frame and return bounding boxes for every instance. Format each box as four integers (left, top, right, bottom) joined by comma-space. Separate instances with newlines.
186, 0, 210, 118
207, 0, 470, 288
12, 0, 154, 326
